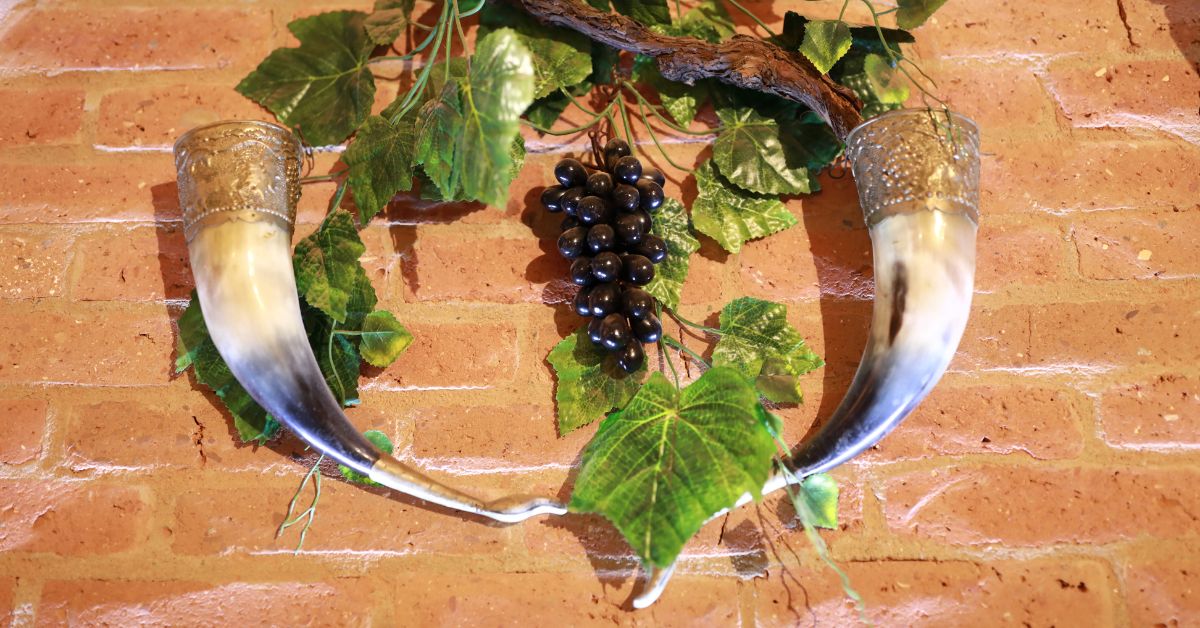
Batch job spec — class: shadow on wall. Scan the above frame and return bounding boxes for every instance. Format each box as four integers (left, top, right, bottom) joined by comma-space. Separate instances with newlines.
1149, 0, 1199, 69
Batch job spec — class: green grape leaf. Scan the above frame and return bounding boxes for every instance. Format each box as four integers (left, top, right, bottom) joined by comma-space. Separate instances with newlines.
778, 12, 913, 57
293, 209, 369, 323
357, 310, 413, 368
798, 473, 839, 529
339, 430, 395, 485
364, 0, 414, 45
588, 0, 611, 8
896, 0, 948, 29
344, 115, 416, 223
799, 20, 852, 75
632, 57, 705, 127
236, 11, 376, 146
525, 91, 571, 129
691, 160, 797, 254
611, 0, 671, 26
643, 198, 699, 311
305, 302, 362, 407
677, 0, 734, 42
713, 107, 814, 196
712, 297, 823, 403
548, 325, 646, 434
414, 80, 463, 197
590, 42, 621, 85
479, 3, 591, 100
570, 368, 776, 568
864, 53, 909, 105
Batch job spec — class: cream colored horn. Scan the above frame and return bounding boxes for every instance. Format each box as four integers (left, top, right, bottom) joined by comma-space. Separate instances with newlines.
176, 121, 565, 523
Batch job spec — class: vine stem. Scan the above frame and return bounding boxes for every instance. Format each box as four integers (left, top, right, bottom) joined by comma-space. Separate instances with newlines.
300, 172, 340, 183
630, 95, 694, 173
277, 453, 326, 553
665, 308, 723, 336
620, 82, 718, 137
656, 302, 680, 387
725, 0, 776, 37
663, 335, 709, 369
522, 100, 616, 135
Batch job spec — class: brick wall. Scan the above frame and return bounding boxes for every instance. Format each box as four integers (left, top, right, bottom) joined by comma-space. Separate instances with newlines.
0, 0, 1196, 625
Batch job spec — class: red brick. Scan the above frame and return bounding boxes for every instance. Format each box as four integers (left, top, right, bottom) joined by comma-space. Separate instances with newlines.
860, 384, 1084, 461
96, 85, 271, 151
1101, 375, 1200, 448
402, 231, 564, 303
1124, 558, 1200, 628
1044, 58, 1200, 143
913, 0, 1125, 59
1121, 0, 1200, 56
1073, 209, 1200, 280
407, 404, 592, 470
0, 159, 177, 224
0, 480, 149, 555
372, 319, 520, 391
753, 558, 1115, 626
0, 88, 84, 145
934, 61, 1057, 132
0, 577, 12, 626
72, 225, 192, 302
36, 580, 372, 627
975, 220, 1067, 292
0, 8, 271, 74
739, 214, 872, 302
0, 397, 46, 465
0, 227, 75, 299
0, 302, 173, 385
881, 466, 1200, 546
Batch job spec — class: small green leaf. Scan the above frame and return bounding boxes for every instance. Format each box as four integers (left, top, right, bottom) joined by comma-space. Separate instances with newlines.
364, 0, 414, 45
345, 115, 416, 223
712, 296, 823, 403
713, 107, 813, 196
306, 303, 362, 407
479, 2, 592, 100
799, 473, 839, 529
691, 160, 797, 254
236, 11, 376, 146
896, 0, 948, 29
611, 0, 671, 26
339, 430, 395, 485
678, 0, 734, 42
293, 209, 369, 323
643, 198, 698, 311
632, 57, 706, 127
799, 20, 852, 75
864, 53, 909, 105
570, 368, 776, 568
548, 325, 646, 434
525, 91, 571, 129
777, 11, 913, 57
357, 310, 413, 367
414, 80, 464, 197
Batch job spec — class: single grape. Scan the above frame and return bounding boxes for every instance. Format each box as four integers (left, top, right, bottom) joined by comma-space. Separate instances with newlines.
586, 224, 616, 254
599, 313, 631, 351
636, 234, 668, 263
604, 138, 632, 169
591, 251, 622, 283
585, 171, 614, 197
588, 282, 622, 317
560, 215, 580, 231
555, 158, 587, 187
541, 185, 567, 212
573, 287, 593, 317
557, 227, 587, 259
627, 209, 652, 234
623, 254, 655, 285
641, 166, 666, 187
570, 256, 594, 287
612, 155, 643, 185
635, 179, 664, 211
616, 341, 645, 373
615, 213, 646, 245
630, 313, 662, 343
577, 196, 608, 225
622, 287, 655, 318
588, 316, 605, 346
611, 184, 640, 212
559, 187, 585, 216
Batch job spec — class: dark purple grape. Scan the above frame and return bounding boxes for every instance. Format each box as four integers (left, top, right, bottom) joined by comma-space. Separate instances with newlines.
588, 282, 622, 317
558, 227, 587, 259
627, 209, 652, 234
636, 235, 668, 263
636, 179, 664, 211
577, 196, 608, 226
541, 185, 567, 212
588, 316, 605, 346
623, 254, 655, 285
573, 287, 593, 317
570, 256, 594, 287
599, 313, 631, 351
615, 212, 646, 245
585, 171, 614, 197
555, 158, 587, 187
560, 216, 580, 231
560, 187, 585, 216
612, 184, 640, 212
604, 138, 632, 169
622, 287, 655, 318
591, 251, 622, 283
586, 224, 616, 254
641, 167, 666, 187
630, 313, 662, 343
616, 341, 644, 373
612, 155, 643, 185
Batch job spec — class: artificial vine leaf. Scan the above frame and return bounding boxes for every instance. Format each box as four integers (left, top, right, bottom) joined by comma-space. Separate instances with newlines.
364, 0, 414, 45
414, 81, 463, 197
712, 297, 823, 403
525, 91, 571, 129
236, 11, 376, 146
611, 0, 671, 27
357, 310, 413, 367
864, 53, 909, 104
306, 302, 363, 407
339, 430, 395, 485
798, 473, 840, 529
293, 209, 369, 323
643, 198, 698, 311
548, 325, 646, 434
691, 160, 797, 254
799, 20, 852, 75
570, 368, 776, 568
674, 0, 734, 42
344, 115, 416, 223
632, 57, 705, 127
896, 0, 948, 29
777, 11, 913, 57
713, 107, 813, 196
479, 2, 591, 100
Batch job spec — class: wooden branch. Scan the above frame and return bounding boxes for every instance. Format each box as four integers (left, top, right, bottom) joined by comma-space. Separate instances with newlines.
512, 0, 864, 141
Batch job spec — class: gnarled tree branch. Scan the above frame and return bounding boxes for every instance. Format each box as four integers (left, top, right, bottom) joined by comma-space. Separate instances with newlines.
512, 0, 864, 141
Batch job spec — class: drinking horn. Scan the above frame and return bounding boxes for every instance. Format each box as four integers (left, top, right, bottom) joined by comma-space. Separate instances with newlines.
634, 109, 981, 608
176, 120, 565, 523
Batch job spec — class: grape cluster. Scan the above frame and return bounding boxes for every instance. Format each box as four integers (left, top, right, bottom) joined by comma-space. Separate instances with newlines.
540, 139, 668, 374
